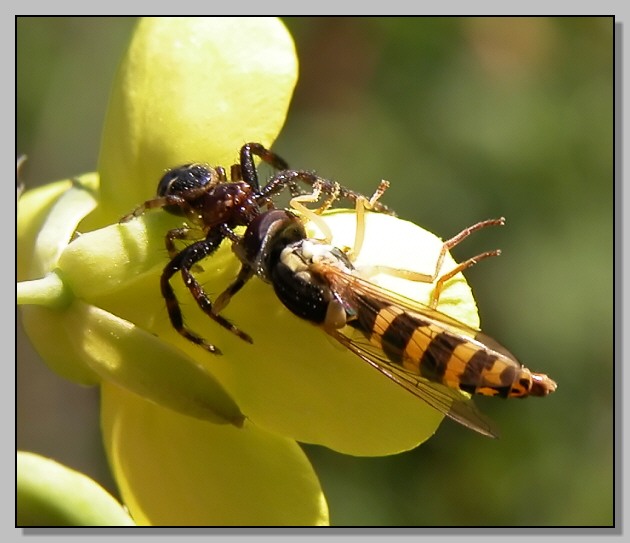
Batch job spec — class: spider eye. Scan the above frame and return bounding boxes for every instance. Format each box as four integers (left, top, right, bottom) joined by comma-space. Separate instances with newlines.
157, 164, 212, 197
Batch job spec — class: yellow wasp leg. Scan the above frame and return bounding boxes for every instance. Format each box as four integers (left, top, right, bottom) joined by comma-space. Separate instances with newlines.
351, 180, 390, 260
289, 181, 338, 242
427, 218, 505, 308
351, 207, 505, 309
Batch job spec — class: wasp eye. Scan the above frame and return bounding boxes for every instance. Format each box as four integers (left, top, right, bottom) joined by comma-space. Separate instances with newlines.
157, 164, 212, 197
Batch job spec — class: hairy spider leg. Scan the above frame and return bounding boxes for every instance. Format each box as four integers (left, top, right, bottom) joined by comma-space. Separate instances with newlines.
212, 210, 307, 318
165, 227, 205, 257
160, 230, 253, 354
119, 194, 202, 223
263, 170, 396, 216
212, 264, 256, 316
238, 142, 291, 192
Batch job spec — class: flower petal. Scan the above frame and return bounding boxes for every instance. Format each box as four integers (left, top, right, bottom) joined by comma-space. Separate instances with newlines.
20, 303, 100, 386
58, 210, 182, 300
101, 381, 329, 526
17, 174, 98, 280
110, 209, 480, 455
198, 211, 479, 455
63, 300, 244, 425
96, 17, 298, 224
17, 451, 134, 526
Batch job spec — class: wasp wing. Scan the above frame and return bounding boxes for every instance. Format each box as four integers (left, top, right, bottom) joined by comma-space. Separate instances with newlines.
330, 327, 499, 438
316, 262, 501, 438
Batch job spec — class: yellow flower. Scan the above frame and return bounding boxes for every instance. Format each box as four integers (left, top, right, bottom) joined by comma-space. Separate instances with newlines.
18, 17, 479, 526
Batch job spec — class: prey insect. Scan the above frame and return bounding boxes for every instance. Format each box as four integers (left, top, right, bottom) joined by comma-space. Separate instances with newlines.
225, 186, 557, 437
120, 142, 393, 354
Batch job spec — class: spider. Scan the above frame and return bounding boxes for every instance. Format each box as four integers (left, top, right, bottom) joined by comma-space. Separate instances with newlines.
121, 142, 394, 354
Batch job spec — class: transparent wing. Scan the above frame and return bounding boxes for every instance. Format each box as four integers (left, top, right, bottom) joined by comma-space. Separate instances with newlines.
330, 327, 499, 438
320, 260, 522, 369
316, 262, 502, 437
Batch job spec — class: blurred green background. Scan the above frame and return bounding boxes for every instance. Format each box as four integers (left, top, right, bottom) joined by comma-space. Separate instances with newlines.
17, 17, 613, 526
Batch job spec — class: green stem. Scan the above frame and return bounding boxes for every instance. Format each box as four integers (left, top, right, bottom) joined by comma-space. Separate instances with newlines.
17, 272, 72, 308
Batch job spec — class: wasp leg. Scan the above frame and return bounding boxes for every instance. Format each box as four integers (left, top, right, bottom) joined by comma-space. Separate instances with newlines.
426, 218, 505, 307
289, 181, 335, 242
429, 248, 502, 308
352, 217, 505, 309
350, 179, 391, 260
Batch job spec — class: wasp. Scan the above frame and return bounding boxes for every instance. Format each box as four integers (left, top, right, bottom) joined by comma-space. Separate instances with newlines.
225, 187, 557, 437
120, 142, 393, 353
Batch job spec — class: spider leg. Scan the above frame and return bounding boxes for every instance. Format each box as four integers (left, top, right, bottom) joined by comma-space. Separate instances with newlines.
239, 142, 290, 192
165, 226, 203, 258
161, 248, 221, 353
182, 275, 253, 346
261, 170, 397, 215
212, 264, 255, 316
180, 245, 254, 345
257, 170, 305, 201
161, 232, 253, 354
119, 194, 199, 223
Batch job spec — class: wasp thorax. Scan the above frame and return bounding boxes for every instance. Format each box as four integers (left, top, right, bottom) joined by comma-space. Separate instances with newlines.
285, 240, 355, 272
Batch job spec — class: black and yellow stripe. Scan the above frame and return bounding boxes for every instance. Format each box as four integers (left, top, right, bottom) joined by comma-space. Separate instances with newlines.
349, 294, 545, 398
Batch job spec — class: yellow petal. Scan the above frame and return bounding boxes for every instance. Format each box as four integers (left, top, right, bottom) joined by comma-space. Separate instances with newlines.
101, 381, 329, 526
95, 17, 298, 225
58, 191, 479, 452
118, 209, 479, 455
58, 211, 182, 300
17, 451, 134, 526
64, 300, 243, 424
20, 303, 99, 386
203, 211, 479, 455
17, 174, 98, 279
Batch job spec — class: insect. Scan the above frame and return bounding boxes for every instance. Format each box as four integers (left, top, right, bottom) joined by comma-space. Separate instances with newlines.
226, 189, 557, 437
120, 142, 393, 354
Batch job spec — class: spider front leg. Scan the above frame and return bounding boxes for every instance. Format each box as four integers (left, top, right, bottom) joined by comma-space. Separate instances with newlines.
261, 170, 397, 215
238, 142, 290, 192
119, 194, 199, 223
161, 232, 253, 354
